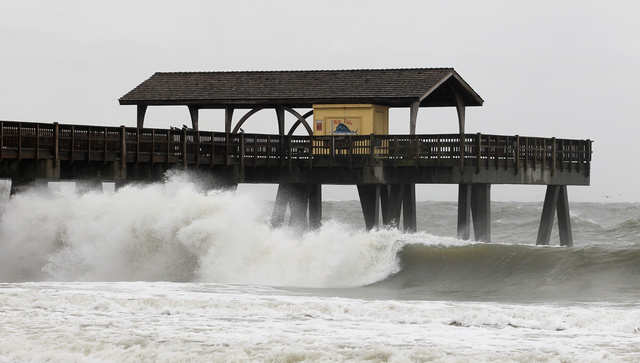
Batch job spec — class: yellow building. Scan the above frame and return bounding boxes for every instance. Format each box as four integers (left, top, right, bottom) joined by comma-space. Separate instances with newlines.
312, 104, 389, 136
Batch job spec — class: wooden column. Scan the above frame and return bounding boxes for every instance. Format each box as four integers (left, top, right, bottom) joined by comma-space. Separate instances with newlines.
409, 101, 419, 135
189, 106, 200, 166
119, 125, 127, 179
357, 184, 380, 231
471, 183, 491, 242
276, 106, 285, 136
453, 89, 466, 170
136, 105, 147, 129
308, 184, 322, 230
457, 183, 472, 240
402, 183, 417, 232
536, 185, 560, 245
224, 107, 234, 133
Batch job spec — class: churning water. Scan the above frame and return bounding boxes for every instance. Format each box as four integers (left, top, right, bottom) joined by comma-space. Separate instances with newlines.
0, 173, 639, 362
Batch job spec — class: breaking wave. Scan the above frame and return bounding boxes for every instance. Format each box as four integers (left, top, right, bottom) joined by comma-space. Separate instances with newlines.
1, 173, 640, 302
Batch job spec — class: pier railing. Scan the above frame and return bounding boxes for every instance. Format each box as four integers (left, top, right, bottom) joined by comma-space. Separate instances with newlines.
0, 121, 591, 174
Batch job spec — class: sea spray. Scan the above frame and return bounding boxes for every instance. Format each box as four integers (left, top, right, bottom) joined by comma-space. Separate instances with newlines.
0, 173, 410, 286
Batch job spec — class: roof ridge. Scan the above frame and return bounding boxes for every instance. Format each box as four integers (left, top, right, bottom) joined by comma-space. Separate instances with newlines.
154, 67, 454, 75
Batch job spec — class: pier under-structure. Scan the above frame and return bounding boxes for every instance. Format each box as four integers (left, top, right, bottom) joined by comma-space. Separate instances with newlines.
0, 68, 592, 244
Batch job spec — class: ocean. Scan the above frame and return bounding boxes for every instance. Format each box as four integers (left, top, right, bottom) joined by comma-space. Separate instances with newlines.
0, 175, 639, 362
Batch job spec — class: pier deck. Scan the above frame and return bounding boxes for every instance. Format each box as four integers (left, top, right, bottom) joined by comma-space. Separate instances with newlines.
0, 120, 590, 186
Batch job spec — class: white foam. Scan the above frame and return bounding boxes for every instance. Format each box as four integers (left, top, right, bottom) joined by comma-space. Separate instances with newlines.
0, 282, 638, 362
0, 173, 467, 286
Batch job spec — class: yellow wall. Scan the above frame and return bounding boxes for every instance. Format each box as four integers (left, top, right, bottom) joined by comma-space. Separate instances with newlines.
312, 104, 389, 136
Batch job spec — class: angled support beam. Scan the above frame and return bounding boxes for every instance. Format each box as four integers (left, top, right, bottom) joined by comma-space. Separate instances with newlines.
137, 105, 147, 129
231, 107, 263, 134
188, 106, 199, 131
225, 106, 234, 133
275, 106, 285, 136
457, 183, 472, 240
285, 108, 313, 136
409, 101, 419, 135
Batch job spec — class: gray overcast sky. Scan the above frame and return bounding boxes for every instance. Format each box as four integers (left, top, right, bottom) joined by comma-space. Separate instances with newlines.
1, 0, 638, 202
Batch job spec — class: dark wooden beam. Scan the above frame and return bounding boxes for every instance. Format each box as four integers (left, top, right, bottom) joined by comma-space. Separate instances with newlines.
225, 106, 234, 133
231, 108, 263, 134
136, 105, 147, 129
276, 106, 285, 136
409, 101, 419, 135
188, 106, 199, 131
285, 108, 313, 136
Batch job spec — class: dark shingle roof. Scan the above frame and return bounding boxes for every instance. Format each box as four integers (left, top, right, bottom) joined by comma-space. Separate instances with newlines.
119, 68, 483, 108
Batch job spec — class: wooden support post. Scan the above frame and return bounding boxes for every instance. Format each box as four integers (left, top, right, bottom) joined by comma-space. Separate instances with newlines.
357, 184, 380, 231
271, 183, 292, 228
557, 185, 573, 247
402, 183, 417, 232
515, 135, 520, 174
369, 133, 375, 165
276, 106, 285, 136
151, 129, 155, 164
136, 127, 140, 163
182, 128, 187, 168
308, 184, 322, 230
136, 105, 147, 129
471, 184, 491, 242
551, 137, 556, 176
476, 133, 481, 173
0, 121, 3, 160
35, 124, 40, 160
119, 125, 127, 179
210, 131, 215, 167
536, 185, 560, 245
166, 129, 171, 164
457, 183, 472, 240
70, 125, 75, 161
189, 106, 200, 166
103, 127, 107, 161
240, 133, 245, 174
18, 122, 22, 160
409, 101, 419, 135
453, 89, 466, 171
224, 107, 234, 133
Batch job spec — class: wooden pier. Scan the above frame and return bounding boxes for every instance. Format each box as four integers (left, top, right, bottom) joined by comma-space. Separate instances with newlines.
0, 68, 592, 245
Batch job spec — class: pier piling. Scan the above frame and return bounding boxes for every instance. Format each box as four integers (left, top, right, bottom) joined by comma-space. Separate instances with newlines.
357, 184, 381, 231
457, 184, 472, 240
471, 184, 491, 242
536, 185, 574, 246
